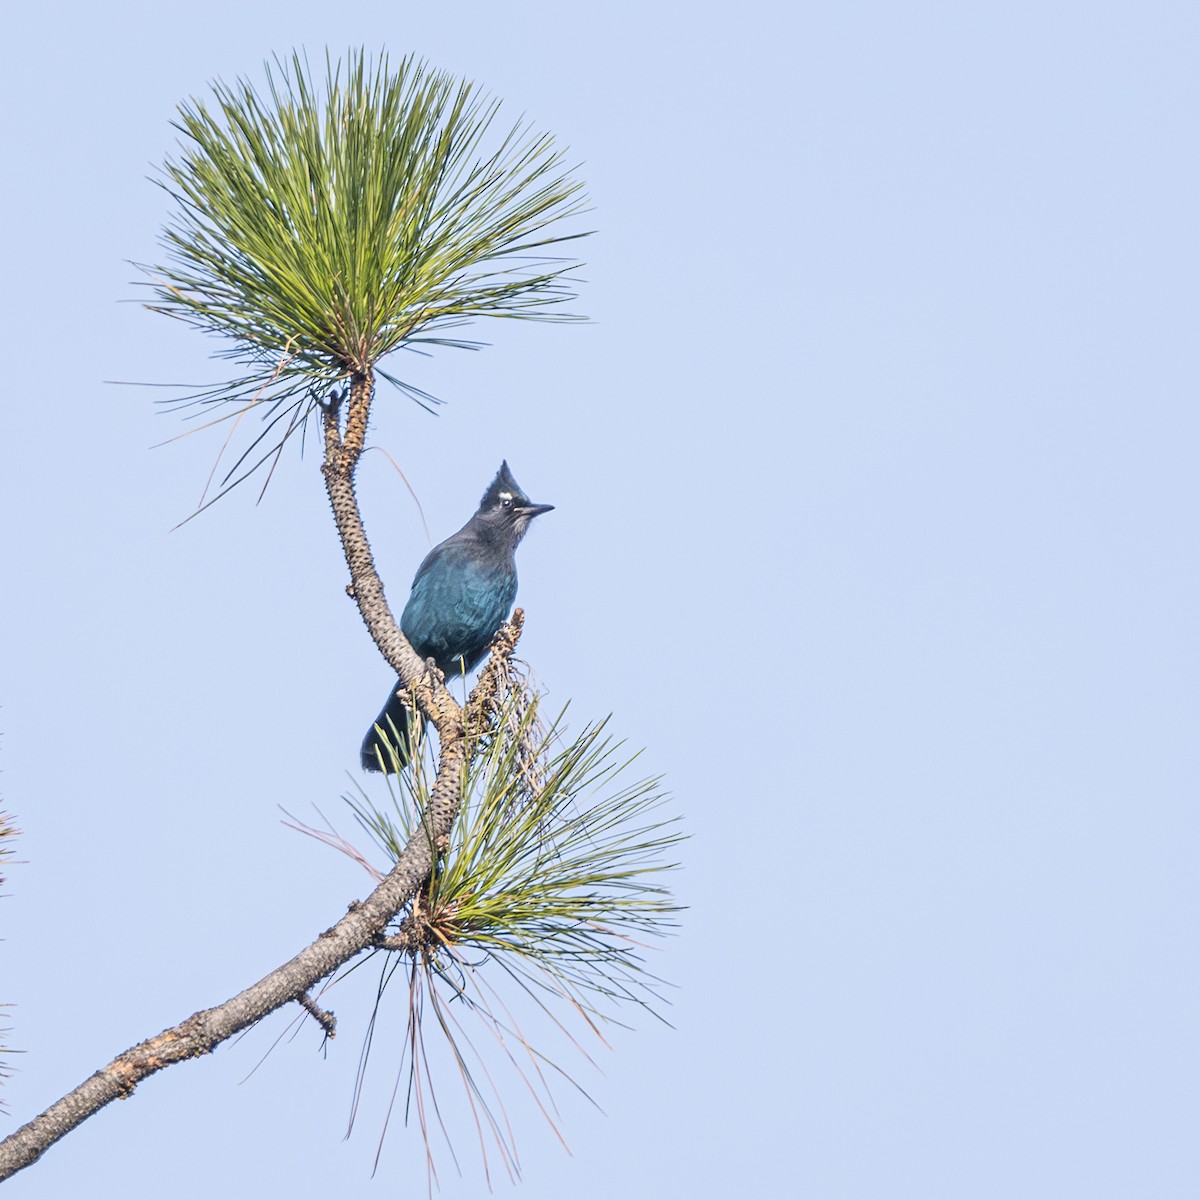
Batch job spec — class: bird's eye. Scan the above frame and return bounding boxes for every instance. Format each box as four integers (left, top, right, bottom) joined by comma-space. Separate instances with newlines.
501, 497, 513, 508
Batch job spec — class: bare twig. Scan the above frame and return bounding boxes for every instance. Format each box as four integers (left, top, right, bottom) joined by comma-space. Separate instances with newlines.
297, 993, 337, 1039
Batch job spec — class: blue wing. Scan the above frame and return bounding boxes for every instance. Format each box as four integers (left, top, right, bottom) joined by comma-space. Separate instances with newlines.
402, 541, 517, 676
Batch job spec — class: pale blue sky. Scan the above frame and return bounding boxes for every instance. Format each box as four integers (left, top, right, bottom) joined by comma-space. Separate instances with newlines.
4, 2, 1200, 1196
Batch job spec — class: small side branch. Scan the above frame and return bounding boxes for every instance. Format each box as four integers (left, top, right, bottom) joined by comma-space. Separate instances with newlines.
374, 928, 426, 955
297, 993, 337, 1039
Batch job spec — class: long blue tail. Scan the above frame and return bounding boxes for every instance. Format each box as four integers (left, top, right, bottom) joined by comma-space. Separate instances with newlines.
360, 683, 420, 772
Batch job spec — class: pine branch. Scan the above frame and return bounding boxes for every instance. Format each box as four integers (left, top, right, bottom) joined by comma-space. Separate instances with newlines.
0, 382, 518, 1178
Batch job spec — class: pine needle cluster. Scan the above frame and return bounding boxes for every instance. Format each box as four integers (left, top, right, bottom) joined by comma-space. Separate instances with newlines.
141, 49, 588, 504
304, 690, 682, 1181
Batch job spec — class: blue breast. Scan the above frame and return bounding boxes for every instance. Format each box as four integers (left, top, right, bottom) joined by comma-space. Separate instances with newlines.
401, 542, 517, 677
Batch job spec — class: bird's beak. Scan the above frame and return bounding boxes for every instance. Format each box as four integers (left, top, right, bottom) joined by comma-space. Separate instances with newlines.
519, 503, 555, 518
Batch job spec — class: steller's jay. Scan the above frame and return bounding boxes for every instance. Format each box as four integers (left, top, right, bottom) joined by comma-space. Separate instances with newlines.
361, 461, 553, 772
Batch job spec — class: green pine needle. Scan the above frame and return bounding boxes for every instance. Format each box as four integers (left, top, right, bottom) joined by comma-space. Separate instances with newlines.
354, 696, 683, 1018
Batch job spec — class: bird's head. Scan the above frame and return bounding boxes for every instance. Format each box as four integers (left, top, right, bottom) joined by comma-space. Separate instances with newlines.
475, 461, 554, 543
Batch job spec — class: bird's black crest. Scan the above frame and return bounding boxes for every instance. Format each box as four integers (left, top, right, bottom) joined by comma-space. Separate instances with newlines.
479, 460, 529, 510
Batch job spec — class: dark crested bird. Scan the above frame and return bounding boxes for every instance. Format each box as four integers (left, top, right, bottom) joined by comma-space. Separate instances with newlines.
361, 461, 554, 772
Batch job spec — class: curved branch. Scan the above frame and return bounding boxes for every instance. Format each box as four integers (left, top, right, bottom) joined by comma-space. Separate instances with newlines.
0, 368, 516, 1180
320, 373, 460, 732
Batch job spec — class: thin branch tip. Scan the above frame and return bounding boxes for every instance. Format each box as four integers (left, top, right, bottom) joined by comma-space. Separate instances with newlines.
297, 993, 337, 1038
